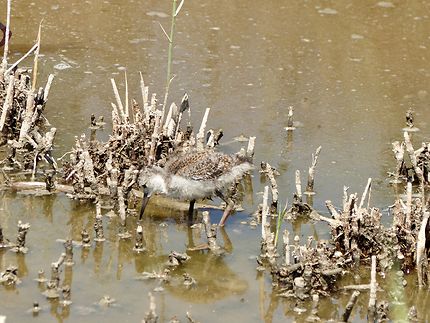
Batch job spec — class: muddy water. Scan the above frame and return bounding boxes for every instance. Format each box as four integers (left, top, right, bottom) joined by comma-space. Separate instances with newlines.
1, 0, 430, 322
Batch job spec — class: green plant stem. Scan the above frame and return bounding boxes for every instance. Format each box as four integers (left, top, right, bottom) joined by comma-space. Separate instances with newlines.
274, 202, 288, 247
161, 0, 177, 121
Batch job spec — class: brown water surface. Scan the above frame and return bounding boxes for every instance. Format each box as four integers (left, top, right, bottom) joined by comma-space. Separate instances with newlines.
1, 0, 430, 322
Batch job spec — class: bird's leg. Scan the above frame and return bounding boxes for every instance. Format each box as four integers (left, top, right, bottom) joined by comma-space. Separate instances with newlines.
188, 199, 196, 224
215, 191, 235, 227
139, 190, 151, 221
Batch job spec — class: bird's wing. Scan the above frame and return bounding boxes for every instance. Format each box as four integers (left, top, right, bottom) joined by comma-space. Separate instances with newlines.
166, 151, 235, 181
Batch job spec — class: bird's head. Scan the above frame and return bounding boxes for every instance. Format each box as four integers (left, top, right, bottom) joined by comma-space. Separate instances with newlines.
139, 167, 168, 196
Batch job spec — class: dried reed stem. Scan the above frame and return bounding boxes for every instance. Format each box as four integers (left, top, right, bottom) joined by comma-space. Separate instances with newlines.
31, 20, 43, 92
404, 131, 425, 184
405, 182, 412, 231
342, 290, 360, 322
416, 211, 429, 288
196, 108, 210, 150
305, 145, 322, 194
261, 186, 269, 240
5, 43, 38, 74
283, 228, 290, 266
43, 74, 55, 102
358, 177, 372, 212
110, 78, 126, 123
295, 170, 302, 199
261, 162, 278, 211
124, 70, 129, 118
0, 74, 14, 131
1, 0, 11, 68
247, 136, 256, 158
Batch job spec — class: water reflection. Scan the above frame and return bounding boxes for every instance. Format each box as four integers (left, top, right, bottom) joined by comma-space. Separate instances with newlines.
1, 0, 430, 321
166, 251, 248, 304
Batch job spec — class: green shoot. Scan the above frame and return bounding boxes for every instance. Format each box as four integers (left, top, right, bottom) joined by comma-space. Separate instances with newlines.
274, 200, 288, 247
160, 0, 185, 121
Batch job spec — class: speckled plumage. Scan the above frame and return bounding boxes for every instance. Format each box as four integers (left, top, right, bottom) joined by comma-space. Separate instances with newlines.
140, 150, 253, 200
166, 150, 247, 181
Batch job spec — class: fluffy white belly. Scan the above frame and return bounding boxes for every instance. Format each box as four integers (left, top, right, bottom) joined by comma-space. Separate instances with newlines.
168, 175, 217, 200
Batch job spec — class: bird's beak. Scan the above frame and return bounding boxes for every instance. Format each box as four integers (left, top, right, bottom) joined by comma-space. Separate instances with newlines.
139, 186, 151, 220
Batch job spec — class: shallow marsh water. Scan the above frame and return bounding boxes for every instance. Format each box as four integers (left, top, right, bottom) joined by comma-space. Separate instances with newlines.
1, 0, 430, 322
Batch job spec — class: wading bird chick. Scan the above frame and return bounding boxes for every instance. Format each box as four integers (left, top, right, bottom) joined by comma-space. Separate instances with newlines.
139, 150, 252, 226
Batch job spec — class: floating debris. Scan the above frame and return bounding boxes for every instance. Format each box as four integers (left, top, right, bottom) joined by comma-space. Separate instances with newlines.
53, 62, 72, 70
98, 295, 116, 307
167, 251, 190, 267
318, 8, 338, 15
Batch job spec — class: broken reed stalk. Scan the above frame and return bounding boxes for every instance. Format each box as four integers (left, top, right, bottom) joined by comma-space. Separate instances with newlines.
295, 170, 302, 200
111, 78, 126, 123
31, 20, 43, 92
118, 186, 127, 224
247, 136, 256, 158
405, 182, 412, 231
261, 186, 269, 240
358, 177, 372, 212
404, 131, 425, 185
94, 202, 105, 242
148, 111, 162, 166
124, 70, 129, 119
416, 211, 429, 288
173, 93, 189, 140
139, 72, 149, 117
1, 0, 11, 68
261, 162, 278, 211
196, 108, 210, 150
0, 74, 14, 131
305, 145, 321, 194
391, 141, 405, 181
5, 43, 38, 75
368, 255, 377, 321
285, 106, 295, 130
18, 92, 36, 143
342, 290, 360, 322
43, 74, 55, 102
283, 228, 290, 266
50, 253, 66, 289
